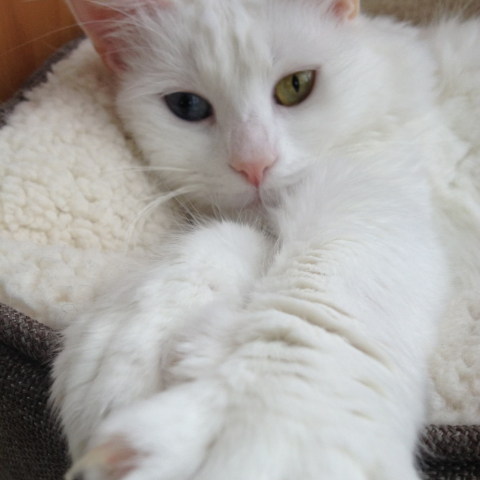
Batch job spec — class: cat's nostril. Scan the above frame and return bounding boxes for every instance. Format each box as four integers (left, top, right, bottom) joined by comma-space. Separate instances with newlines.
231, 161, 274, 187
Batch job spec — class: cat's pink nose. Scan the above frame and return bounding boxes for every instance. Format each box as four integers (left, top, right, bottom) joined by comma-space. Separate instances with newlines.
231, 161, 273, 187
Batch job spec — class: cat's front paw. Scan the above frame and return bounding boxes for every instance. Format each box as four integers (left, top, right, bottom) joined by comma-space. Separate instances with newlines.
70, 376, 421, 480
52, 221, 270, 459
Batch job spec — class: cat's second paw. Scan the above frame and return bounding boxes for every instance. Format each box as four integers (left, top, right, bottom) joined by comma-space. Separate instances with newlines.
71, 375, 421, 480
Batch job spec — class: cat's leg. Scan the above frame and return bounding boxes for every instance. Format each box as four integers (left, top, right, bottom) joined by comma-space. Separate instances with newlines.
73, 156, 450, 480
51, 220, 271, 460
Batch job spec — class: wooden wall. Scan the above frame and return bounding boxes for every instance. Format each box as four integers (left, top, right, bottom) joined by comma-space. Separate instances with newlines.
0, 0, 82, 102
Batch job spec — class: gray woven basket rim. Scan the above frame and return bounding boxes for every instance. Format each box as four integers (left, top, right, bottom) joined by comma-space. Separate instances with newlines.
0, 301, 479, 470
0, 303, 61, 365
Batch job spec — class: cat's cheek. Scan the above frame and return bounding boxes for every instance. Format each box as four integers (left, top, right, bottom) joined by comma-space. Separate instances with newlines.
260, 166, 300, 203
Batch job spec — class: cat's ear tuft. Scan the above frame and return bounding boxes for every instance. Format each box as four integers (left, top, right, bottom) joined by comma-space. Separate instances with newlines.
329, 0, 360, 21
66, 436, 140, 480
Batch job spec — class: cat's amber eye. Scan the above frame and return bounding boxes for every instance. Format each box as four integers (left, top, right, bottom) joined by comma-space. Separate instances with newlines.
274, 70, 316, 107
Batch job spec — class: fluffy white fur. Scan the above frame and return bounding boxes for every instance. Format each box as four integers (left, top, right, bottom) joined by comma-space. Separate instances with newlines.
57, 158, 449, 480
45, 0, 480, 478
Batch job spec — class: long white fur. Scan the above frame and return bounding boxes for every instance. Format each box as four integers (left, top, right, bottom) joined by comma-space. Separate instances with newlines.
52, 0, 480, 478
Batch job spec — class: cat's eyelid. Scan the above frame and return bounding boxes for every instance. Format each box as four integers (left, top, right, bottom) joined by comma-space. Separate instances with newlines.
160, 89, 207, 99
275, 66, 320, 82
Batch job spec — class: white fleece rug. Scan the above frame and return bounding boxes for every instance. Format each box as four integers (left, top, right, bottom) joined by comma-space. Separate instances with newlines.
0, 41, 179, 328
0, 39, 478, 426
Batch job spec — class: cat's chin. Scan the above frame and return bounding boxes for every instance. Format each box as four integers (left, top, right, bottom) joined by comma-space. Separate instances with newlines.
175, 188, 262, 220
220, 196, 268, 224
216, 193, 259, 213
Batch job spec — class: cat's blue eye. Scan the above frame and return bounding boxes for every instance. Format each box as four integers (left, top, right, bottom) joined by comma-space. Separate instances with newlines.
164, 92, 213, 122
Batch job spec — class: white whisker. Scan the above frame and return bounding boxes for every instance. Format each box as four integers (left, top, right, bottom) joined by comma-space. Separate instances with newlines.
124, 186, 195, 250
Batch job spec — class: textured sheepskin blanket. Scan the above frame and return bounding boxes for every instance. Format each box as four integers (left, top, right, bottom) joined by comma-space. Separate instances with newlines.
0, 41, 179, 327
0, 38, 479, 426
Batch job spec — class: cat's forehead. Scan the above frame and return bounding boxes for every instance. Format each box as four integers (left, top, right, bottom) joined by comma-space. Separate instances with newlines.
179, 0, 272, 78
148, 0, 272, 72
132, 0, 327, 94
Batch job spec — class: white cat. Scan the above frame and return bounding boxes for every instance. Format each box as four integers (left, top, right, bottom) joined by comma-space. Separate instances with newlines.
51, 0, 480, 479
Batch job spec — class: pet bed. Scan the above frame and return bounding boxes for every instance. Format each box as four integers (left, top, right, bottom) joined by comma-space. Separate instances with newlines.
1, 303, 479, 479
1, 0, 480, 478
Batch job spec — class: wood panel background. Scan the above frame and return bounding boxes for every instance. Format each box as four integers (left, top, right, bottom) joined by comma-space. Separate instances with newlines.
0, 0, 82, 103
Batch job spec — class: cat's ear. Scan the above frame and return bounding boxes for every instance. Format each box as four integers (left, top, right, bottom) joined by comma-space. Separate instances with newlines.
67, 0, 171, 72
66, 0, 129, 72
66, 436, 140, 480
328, 0, 360, 20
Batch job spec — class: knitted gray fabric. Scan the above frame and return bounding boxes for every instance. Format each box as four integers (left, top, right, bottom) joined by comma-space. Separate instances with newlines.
0, 304, 68, 480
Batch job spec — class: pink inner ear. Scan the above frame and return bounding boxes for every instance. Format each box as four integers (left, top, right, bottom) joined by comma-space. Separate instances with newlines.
67, 0, 173, 72
67, 1, 120, 40
67, 0, 127, 71
331, 0, 360, 20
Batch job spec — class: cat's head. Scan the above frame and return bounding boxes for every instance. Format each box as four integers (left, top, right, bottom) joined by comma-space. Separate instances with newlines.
68, 0, 384, 212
